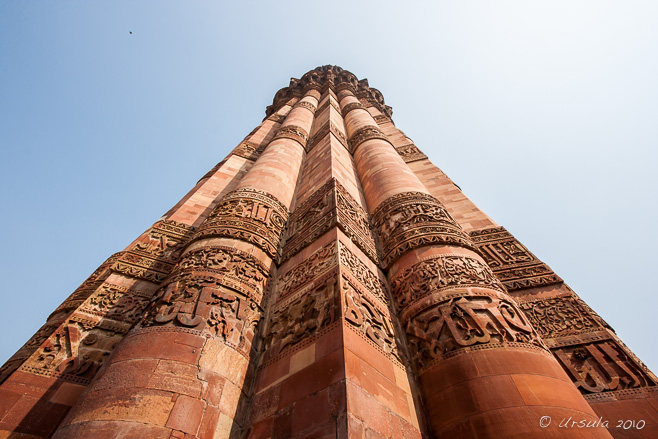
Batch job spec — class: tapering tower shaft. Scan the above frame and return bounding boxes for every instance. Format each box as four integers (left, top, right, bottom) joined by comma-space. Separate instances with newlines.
1, 66, 655, 439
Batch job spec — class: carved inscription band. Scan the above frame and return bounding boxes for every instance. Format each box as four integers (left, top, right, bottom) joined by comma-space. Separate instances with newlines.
341, 101, 366, 118
137, 245, 269, 357
395, 144, 427, 163
282, 178, 378, 264
193, 188, 289, 260
555, 340, 657, 394
233, 140, 265, 161
391, 253, 506, 314
372, 191, 475, 267
271, 124, 309, 149
469, 226, 562, 291
348, 125, 389, 152
306, 121, 349, 152
294, 100, 317, 114
111, 219, 196, 284
405, 291, 547, 371
342, 274, 405, 364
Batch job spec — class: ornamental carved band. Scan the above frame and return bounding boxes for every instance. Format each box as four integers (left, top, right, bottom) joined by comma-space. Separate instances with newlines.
19, 321, 123, 385
267, 113, 287, 124
51, 251, 124, 317
271, 124, 309, 149
404, 291, 547, 371
372, 192, 475, 267
470, 226, 562, 291
391, 254, 505, 313
282, 178, 377, 264
194, 188, 289, 260
348, 125, 389, 153
172, 246, 269, 302
275, 242, 337, 302
264, 274, 338, 362
232, 140, 266, 161
111, 219, 196, 283
294, 100, 317, 114
519, 295, 599, 339
306, 121, 349, 152
342, 274, 405, 364
554, 340, 657, 394
395, 144, 427, 163
338, 241, 389, 305
138, 246, 268, 357
341, 101, 366, 118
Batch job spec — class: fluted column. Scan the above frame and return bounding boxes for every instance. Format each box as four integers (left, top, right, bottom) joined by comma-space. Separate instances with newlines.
0, 97, 296, 439
53, 90, 319, 439
338, 84, 612, 438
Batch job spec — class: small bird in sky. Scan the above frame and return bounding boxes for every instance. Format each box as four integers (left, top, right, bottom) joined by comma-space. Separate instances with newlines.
129, 31, 133, 35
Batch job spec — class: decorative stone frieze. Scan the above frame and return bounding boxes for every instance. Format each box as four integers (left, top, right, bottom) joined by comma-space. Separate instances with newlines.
372, 191, 474, 266
193, 188, 289, 260
233, 140, 266, 161
306, 120, 349, 152
395, 143, 427, 163
271, 124, 309, 149
348, 125, 389, 152
470, 226, 562, 291
282, 178, 377, 264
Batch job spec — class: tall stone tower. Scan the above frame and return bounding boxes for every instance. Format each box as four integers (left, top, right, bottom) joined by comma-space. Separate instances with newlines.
0, 66, 655, 439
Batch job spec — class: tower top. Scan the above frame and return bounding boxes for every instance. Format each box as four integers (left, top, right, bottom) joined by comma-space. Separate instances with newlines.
265, 65, 392, 118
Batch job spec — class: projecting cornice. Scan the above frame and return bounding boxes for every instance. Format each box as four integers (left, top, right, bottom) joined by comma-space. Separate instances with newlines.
265, 65, 392, 119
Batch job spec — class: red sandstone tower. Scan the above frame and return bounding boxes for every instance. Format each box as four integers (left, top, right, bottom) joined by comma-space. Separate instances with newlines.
0, 66, 656, 439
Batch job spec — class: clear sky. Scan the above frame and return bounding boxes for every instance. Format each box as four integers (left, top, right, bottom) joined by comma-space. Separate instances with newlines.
1, 1, 657, 374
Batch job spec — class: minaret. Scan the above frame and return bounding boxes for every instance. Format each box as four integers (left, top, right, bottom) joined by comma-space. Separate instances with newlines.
1, 66, 655, 438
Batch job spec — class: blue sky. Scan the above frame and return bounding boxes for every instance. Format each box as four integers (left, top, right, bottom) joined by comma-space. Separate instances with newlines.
1, 1, 657, 374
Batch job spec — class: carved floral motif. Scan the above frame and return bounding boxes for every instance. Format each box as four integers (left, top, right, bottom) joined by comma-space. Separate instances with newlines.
83, 285, 151, 324
174, 246, 269, 301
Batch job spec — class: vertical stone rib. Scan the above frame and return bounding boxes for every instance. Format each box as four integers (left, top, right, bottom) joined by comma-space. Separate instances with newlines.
243, 77, 425, 437
52, 90, 319, 438
338, 84, 611, 438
